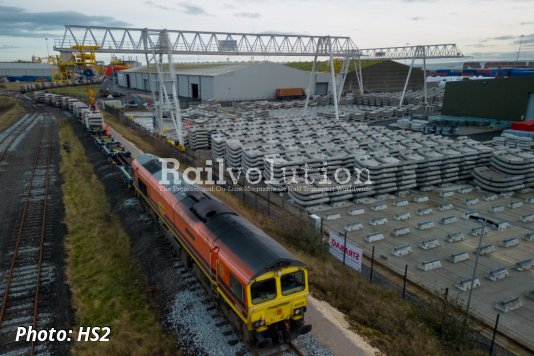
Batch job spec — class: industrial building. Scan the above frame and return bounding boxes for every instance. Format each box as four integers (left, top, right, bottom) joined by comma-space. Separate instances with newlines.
0, 62, 53, 81
117, 62, 330, 101
442, 76, 534, 120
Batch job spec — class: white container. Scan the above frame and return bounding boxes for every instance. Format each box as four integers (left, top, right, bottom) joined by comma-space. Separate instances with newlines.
393, 199, 408, 207
370, 217, 388, 226
391, 245, 412, 257
483, 193, 497, 201
393, 212, 411, 221
440, 216, 457, 225
413, 195, 429, 203
438, 203, 453, 211
365, 232, 384, 243
326, 212, 341, 220
345, 222, 363, 232
499, 237, 520, 248
446, 232, 465, 243
489, 205, 505, 213
392, 227, 410, 237
418, 259, 442, 271
488, 267, 509, 281
419, 238, 440, 250
475, 244, 495, 255
418, 221, 434, 230
514, 259, 533, 271
417, 207, 432, 216
495, 297, 522, 313
348, 207, 365, 216
449, 251, 470, 263
509, 200, 523, 209
520, 214, 534, 223
455, 277, 480, 291
371, 203, 387, 211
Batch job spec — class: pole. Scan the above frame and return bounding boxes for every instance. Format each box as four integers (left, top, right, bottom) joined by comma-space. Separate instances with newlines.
400, 46, 417, 107
464, 218, 486, 324
304, 54, 318, 114
328, 37, 340, 120
489, 313, 500, 356
267, 190, 270, 216
402, 264, 408, 299
422, 46, 428, 109
369, 245, 375, 282
342, 231, 347, 266
517, 35, 524, 62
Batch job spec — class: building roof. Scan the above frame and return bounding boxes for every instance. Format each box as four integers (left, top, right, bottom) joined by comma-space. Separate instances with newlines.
124, 62, 265, 77
0, 62, 52, 69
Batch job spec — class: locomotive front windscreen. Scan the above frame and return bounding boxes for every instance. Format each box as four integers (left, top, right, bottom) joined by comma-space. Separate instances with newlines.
281, 271, 305, 296
251, 278, 276, 304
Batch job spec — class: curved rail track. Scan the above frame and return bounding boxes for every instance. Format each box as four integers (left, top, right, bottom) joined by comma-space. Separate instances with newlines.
0, 118, 54, 355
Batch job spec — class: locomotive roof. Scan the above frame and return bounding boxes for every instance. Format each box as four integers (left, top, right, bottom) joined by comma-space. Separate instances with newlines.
135, 154, 305, 280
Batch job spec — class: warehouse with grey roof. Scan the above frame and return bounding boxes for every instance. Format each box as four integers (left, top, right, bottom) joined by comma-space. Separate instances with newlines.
116, 62, 331, 101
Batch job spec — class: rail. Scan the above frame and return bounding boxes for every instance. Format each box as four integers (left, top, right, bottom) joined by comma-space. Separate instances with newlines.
0, 120, 53, 354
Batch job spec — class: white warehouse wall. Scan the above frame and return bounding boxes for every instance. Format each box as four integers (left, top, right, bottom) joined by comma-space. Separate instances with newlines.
118, 62, 330, 102
212, 62, 329, 101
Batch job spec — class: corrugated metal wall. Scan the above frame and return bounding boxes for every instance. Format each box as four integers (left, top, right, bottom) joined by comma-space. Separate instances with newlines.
442, 76, 534, 121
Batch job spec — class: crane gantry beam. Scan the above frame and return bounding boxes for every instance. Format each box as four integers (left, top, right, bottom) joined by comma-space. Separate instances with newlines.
54, 25, 357, 56
359, 44, 463, 60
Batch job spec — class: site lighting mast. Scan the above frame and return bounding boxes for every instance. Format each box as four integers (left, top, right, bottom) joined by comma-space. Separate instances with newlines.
517, 34, 525, 61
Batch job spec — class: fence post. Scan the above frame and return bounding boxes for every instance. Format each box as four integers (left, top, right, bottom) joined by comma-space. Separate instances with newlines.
402, 264, 408, 299
489, 313, 500, 356
443, 287, 449, 313
369, 245, 375, 283
342, 231, 347, 266
267, 190, 270, 216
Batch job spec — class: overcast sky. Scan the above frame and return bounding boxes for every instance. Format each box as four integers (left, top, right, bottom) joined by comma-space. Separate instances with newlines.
0, 0, 533, 63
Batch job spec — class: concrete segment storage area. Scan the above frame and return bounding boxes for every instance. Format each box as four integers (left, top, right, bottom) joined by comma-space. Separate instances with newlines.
315, 186, 534, 349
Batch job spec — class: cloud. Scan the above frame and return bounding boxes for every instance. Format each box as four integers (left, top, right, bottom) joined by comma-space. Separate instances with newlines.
410, 16, 424, 21
180, 4, 209, 15
144, 0, 173, 11
0, 44, 19, 49
491, 35, 515, 41
515, 34, 534, 45
465, 43, 496, 48
0, 5, 128, 38
235, 12, 261, 18
520, 21, 534, 25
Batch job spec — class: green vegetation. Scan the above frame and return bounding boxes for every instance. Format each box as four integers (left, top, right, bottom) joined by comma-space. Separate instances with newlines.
0, 96, 26, 132
59, 119, 178, 355
49, 84, 101, 100
0, 82, 25, 91
286, 59, 383, 73
102, 108, 487, 355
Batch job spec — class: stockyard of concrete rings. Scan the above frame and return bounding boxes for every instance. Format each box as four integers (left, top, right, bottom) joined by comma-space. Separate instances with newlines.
316, 185, 534, 349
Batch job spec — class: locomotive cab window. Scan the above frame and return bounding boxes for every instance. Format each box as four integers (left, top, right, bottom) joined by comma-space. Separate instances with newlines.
229, 273, 244, 304
251, 278, 276, 304
281, 271, 305, 296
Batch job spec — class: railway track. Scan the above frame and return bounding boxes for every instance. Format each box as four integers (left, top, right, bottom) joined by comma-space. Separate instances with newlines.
0, 112, 39, 165
0, 119, 54, 355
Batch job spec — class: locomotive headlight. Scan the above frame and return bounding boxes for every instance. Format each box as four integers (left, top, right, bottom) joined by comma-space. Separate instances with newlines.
294, 307, 307, 315
253, 319, 265, 329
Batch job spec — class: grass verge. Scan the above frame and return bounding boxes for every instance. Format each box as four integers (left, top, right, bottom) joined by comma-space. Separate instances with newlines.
49, 84, 101, 99
286, 59, 384, 73
0, 96, 26, 132
59, 118, 178, 355
103, 111, 486, 355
